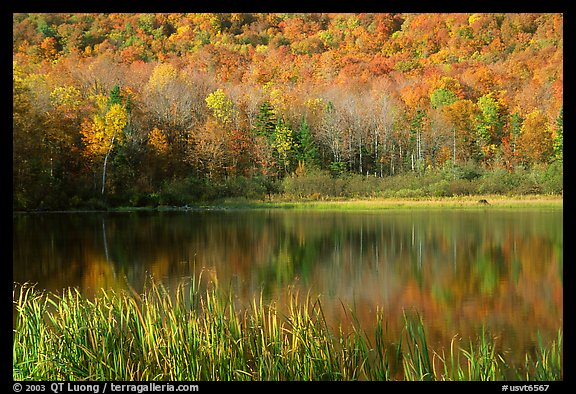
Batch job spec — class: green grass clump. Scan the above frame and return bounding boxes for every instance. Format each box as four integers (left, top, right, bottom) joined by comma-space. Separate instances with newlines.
13, 278, 562, 381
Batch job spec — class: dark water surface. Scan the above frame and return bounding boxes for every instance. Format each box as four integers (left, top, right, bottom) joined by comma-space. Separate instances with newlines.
13, 208, 562, 366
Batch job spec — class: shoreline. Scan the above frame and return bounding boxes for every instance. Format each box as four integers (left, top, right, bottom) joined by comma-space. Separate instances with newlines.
13, 194, 562, 214
234, 194, 563, 211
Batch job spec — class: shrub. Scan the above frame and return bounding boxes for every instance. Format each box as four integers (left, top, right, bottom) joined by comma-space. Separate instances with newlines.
428, 180, 450, 197
85, 197, 108, 210
222, 176, 268, 200
347, 174, 382, 197
530, 162, 563, 194
283, 170, 337, 198
159, 176, 208, 205
454, 162, 484, 181
514, 177, 543, 195
447, 179, 478, 196
478, 169, 519, 194
333, 177, 349, 197
394, 188, 426, 198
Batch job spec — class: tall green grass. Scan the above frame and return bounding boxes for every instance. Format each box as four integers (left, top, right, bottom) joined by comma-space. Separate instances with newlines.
13, 277, 562, 381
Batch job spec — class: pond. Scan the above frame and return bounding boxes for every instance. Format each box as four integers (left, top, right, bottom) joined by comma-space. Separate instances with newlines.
13, 208, 562, 369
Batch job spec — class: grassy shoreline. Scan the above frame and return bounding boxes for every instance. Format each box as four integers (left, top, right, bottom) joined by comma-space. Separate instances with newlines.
13, 194, 562, 214
13, 278, 562, 381
156, 194, 563, 212
235, 195, 563, 210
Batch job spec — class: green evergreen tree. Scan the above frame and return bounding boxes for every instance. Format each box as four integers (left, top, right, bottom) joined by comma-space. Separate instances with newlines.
553, 106, 563, 162
109, 85, 123, 107
509, 111, 522, 160
253, 101, 277, 141
295, 116, 319, 168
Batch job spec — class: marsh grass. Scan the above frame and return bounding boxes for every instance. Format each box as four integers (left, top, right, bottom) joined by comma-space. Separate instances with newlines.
13, 278, 562, 381
206, 194, 563, 212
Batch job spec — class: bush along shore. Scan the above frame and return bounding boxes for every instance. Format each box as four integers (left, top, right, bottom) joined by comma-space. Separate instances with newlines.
13, 277, 562, 381
15, 161, 563, 211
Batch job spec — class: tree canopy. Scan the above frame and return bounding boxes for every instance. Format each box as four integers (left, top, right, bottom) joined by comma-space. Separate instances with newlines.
13, 13, 563, 209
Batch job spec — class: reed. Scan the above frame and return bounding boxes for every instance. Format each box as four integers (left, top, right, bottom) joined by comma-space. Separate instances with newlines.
430, 325, 506, 380
522, 330, 563, 380
13, 279, 562, 381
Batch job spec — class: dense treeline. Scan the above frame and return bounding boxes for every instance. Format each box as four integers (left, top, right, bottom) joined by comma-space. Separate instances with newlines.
13, 13, 563, 210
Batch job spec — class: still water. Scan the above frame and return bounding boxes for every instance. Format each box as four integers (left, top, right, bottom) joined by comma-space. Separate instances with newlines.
13, 208, 562, 364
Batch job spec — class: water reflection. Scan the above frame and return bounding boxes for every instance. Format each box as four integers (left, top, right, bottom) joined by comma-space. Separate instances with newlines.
13, 209, 562, 366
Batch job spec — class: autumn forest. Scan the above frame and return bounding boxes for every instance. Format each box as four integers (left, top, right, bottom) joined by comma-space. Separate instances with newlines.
12, 13, 563, 210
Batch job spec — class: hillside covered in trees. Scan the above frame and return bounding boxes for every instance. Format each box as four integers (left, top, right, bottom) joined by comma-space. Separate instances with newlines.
13, 13, 563, 210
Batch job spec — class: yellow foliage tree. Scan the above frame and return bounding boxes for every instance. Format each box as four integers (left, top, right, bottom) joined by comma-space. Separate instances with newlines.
82, 102, 128, 195
205, 88, 236, 126
518, 109, 553, 165
50, 85, 82, 117
148, 127, 169, 154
